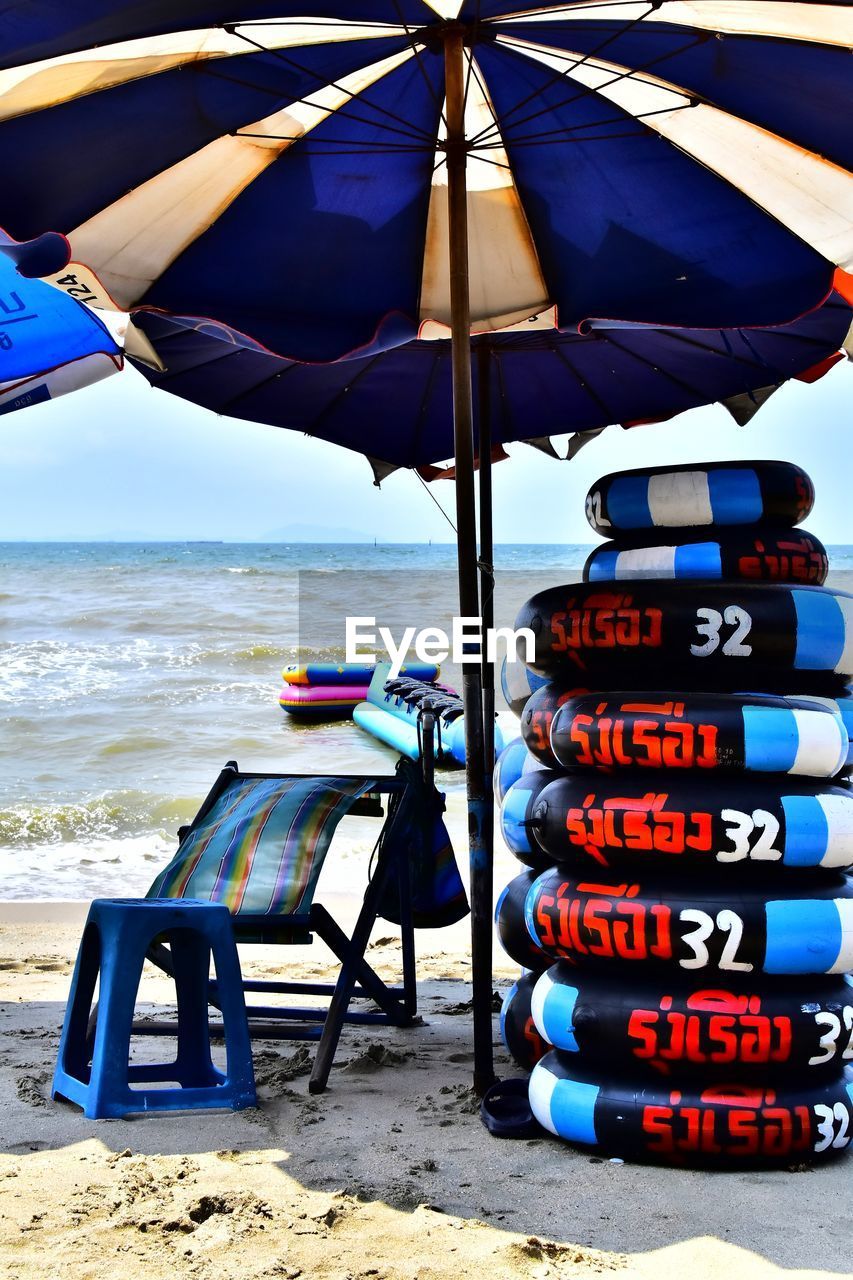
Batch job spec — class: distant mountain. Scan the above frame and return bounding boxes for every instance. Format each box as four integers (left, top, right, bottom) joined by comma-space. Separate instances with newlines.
263, 523, 375, 542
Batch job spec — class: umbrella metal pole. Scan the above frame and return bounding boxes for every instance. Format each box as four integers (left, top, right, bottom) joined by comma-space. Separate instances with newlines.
477, 344, 496, 780
476, 345, 496, 1051
444, 26, 494, 1095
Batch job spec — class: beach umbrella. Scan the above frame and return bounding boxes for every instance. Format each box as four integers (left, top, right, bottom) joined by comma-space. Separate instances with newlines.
0, 229, 123, 414
3, 1, 852, 1092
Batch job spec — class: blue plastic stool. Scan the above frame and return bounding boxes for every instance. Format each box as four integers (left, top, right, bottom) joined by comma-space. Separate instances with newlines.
52, 898, 256, 1118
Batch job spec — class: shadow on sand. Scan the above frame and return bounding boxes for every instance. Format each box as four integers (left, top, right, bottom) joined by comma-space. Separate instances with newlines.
2, 960, 852, 1279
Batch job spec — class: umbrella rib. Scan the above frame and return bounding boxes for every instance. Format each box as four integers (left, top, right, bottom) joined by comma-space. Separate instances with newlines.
409, 346, 445, 469
660, 327, 824, 374
737, 328, 776, 373
549, 337, 615, 424
738, 325, 814, 380
459, 150, 512, 169
234, 132, 433, 151
492, 346, 519, 449
470, 31, 706, 149
241, 145, 434, 155
463, 46, 477, 118
140, 340, 250, 385
480, 127, 654, 147
603, 331, 725, 397
465, 53, 507, 161
225, 25, 437, 144
470, 102, 694, 148
215, 358, 305, 416
468, 0, 660, 147
246, 20, 401, 31
298, 350, 390, 438
490, 1, 662, 11
202, 63, 433, 148
466, 0, 484, 120
390, 0, 448, 130
462, 1, 491, 126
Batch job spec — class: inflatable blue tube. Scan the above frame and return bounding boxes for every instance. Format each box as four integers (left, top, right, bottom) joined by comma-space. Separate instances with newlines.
524, 867, 853, 976
837, 690, 853, 767
494, 736, 550, 803
500, 973, 551, 1073
495, 870, 553, 970
796, 689, 853, 768
531, 964, 853, 1078
500, 772, 562, 871
532, 773, 853, 876
549, 690, 848, 780
516, 581, 853, 683
529, 1054, 853, 1166
584, 460, 814, 535
501, 655, 549, 717
521, 681, 590, 769
585, 528, 828, 585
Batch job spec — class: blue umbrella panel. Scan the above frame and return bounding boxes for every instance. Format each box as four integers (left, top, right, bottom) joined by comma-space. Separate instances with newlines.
132, 294, 852, 471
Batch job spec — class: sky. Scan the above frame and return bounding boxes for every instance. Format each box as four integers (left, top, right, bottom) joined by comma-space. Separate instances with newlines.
0, 357, 850, 543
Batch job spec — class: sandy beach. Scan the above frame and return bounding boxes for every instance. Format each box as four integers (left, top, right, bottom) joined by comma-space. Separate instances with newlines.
1, 900, 851, 1280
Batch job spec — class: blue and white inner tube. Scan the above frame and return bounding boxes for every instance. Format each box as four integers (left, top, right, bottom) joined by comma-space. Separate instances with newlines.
501, 653, 549, 717
584, 460, 813, 535
516, 581, 853, 684
531, 772, 853, 875
529, 1054, 853, 1166
584, 527, 827, 585
494, 735, 550, 804
531, 964, 853, 1078
549, 691, 848, 780
524, 867, 853, 976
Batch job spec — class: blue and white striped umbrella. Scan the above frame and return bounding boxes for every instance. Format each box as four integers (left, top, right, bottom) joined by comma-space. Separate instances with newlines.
0, 2, 850, 361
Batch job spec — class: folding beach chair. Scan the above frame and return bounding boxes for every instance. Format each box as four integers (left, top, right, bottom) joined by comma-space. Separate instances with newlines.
140, 742, 468, 1093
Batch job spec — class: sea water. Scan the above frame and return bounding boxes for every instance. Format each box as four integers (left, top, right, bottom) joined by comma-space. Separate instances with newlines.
0, 541, 600, 900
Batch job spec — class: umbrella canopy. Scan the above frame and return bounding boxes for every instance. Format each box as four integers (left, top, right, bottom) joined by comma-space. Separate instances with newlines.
132, 295, 853, 471
0, 229, 122, 413
0, 3, 850, 362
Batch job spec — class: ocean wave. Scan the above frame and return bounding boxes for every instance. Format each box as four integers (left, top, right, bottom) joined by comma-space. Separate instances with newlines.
0, 791, 199, 848
0, 637, 243, 704
290, 646, 351, 662
0, 639, 127, 704
230, 643, 295, 661
0, 834, 176, 900
97, 735, 171, 757
184, 643, 297, 666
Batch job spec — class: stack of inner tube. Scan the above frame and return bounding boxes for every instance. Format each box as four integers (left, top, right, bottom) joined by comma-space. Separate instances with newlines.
496, 460, 853, 1167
